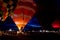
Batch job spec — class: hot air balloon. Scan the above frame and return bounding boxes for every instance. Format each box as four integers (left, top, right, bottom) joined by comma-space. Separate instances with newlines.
52, 20, 60, 28
11, 0, 37, 30
0, 0, 8, 21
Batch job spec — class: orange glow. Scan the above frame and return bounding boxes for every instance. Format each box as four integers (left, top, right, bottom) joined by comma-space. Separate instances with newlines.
13, 6, 36, 30
11, 14, 31, 30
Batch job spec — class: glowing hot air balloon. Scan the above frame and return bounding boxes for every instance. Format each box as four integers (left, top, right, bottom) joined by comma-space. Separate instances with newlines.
52, 20, 60, 28
11, 0, 37, 30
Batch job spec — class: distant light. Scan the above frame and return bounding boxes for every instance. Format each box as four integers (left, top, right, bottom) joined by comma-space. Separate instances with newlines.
17, 31, 20, 34
32, 30, 35, 32
9, 29, 12, 31
43, 30, 46, 32
39, 30, 43, 32
46, 30, 49, 32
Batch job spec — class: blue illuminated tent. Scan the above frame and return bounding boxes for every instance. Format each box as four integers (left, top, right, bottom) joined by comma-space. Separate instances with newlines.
23, 16, 42, 31
0, 16, 19, 31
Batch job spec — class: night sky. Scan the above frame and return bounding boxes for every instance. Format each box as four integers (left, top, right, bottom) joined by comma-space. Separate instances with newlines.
35, 0, 60, 29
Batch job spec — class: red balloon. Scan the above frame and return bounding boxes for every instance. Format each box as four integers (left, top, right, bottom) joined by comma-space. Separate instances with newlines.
52, 20, 60, 28
12, 0, 37, 30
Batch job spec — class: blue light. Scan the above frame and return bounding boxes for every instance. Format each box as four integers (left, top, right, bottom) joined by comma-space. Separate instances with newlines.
27, 24, 41, 27
26, 16, 41, 27
23, 16, 42, 31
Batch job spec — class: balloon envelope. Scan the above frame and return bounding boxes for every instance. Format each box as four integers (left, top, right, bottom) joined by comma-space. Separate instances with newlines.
52, 20, 60, 28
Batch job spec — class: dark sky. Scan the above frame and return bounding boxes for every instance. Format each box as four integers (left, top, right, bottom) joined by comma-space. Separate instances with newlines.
35, 0, 60, 29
